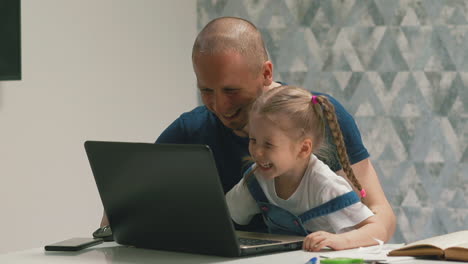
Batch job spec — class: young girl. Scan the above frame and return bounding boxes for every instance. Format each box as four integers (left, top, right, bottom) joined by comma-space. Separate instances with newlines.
226, 85, 384, 252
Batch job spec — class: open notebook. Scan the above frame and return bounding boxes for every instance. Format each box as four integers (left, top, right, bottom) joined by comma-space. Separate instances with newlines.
388, 230, 468, 261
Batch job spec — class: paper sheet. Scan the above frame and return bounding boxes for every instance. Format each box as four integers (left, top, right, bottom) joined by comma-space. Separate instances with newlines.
319, 243, 415, 263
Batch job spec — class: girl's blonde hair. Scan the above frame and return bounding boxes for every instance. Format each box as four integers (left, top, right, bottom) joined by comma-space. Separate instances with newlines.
247, 85, 364, 197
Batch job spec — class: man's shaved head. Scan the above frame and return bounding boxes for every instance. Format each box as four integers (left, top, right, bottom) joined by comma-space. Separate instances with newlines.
192, 17, 269, 74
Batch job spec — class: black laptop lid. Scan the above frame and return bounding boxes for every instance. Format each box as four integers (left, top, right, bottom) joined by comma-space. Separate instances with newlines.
85, 141, 241, 257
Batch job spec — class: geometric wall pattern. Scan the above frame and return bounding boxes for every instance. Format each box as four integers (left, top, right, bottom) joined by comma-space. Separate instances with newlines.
198, 0, 468, 243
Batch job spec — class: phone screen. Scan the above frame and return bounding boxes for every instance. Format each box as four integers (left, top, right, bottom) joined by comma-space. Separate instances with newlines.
44, 237, 103, 251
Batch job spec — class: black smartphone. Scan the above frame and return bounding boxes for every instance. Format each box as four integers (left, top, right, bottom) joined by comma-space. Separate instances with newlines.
44, 237, 103, 251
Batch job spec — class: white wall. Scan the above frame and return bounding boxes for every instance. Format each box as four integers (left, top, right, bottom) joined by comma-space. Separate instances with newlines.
0, 0, 197, 253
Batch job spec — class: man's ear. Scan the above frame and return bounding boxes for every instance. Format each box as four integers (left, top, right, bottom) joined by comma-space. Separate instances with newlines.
261, 61, 273, 86
298, 138, 313, 159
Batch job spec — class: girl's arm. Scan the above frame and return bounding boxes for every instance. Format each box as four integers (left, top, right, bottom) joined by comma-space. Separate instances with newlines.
352, 159, 396, 241
303, 215, 382, 251
225, 178, 260, 225
304, 159, 393, 251
337, 158, 396, 242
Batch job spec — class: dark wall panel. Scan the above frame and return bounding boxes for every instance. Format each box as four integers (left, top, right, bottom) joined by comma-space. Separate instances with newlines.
0, 0, 21, 81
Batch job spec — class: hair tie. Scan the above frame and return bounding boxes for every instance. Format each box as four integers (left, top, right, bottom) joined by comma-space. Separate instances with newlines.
360, 189, 367, 198
311, 95, 319, 104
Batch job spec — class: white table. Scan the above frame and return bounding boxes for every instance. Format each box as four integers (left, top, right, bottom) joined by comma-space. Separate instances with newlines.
0, 242, 460, 264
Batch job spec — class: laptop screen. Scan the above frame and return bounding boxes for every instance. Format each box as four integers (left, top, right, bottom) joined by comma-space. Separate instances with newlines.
85, 141, 241, 256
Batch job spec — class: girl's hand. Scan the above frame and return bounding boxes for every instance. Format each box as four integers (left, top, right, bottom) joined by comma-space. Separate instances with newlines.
303, 231, 348, 252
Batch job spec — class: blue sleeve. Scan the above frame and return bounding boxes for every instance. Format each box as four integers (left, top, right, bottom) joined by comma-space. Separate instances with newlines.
326, 95, 370, 167
156, 106, 211, 144
156, 117, 188, 144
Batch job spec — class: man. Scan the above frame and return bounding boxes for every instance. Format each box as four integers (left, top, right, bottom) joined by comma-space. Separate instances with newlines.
98, 17, 396, 242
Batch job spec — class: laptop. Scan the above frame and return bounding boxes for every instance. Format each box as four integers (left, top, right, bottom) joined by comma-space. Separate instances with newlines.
84, 141, 304, 257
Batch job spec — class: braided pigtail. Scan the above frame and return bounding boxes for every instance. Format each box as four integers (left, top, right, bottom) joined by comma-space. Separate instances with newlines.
314, 95, 366, 199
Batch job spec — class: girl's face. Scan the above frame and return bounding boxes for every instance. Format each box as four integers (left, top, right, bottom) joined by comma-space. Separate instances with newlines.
248, 112, 308, 180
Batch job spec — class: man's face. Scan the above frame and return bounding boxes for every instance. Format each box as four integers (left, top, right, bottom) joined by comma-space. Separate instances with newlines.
193, 52, 267, 136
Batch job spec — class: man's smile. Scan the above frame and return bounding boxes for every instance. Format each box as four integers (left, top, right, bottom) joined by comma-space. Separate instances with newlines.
222, 108, 241, 119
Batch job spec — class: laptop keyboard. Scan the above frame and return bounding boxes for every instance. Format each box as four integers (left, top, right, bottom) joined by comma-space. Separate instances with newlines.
238, 237, 281, 246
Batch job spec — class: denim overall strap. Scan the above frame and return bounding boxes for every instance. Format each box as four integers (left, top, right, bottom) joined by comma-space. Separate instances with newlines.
258, 201, 310, 236
298, 191, 360, 223
244, 170, 309, 236
244, 168, 269, 203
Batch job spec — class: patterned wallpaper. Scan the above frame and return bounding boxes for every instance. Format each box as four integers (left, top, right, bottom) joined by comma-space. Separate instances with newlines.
197, 0, 468, 243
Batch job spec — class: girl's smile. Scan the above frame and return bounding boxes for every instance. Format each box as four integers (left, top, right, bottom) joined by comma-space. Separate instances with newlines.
248, 112, 310, 182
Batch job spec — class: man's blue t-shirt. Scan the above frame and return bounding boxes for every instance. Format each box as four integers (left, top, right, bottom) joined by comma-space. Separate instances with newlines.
156, 91, 369, 194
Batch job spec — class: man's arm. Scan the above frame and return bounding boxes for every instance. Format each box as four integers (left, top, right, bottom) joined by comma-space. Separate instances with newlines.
337, 158, 396, 242
100, 211, 109, 227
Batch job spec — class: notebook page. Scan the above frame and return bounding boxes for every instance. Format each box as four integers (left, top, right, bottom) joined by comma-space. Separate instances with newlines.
319, 244, 414, 263
403, 231, 468, 250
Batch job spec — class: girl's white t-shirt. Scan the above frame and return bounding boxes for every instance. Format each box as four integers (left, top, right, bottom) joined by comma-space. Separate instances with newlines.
225, 154, 374, 234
